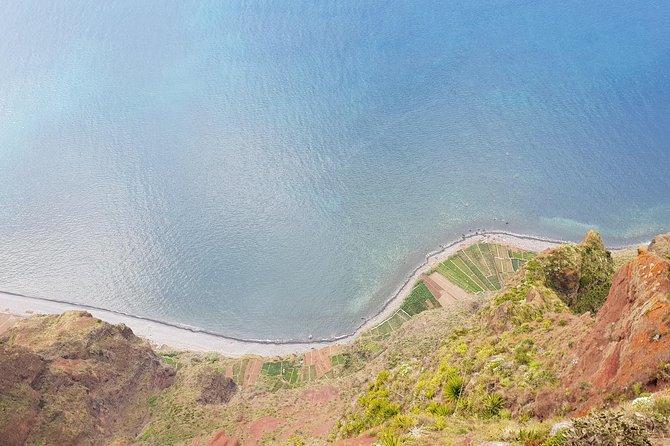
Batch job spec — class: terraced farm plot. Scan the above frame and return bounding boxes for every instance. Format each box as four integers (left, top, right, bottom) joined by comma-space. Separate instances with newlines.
243, 358, 263, 386
435, 243, 535, 293
261, 358, 303, 388
303, 345, 342, 381
361, 309, 412, 341
231, 359, 249, 385
401, 280, 441, 316
331, 354, 346, 366
361, 279, 445, 341
436, 259, 484, 293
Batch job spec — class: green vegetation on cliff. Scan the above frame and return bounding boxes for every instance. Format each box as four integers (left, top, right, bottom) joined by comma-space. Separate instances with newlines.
495, 230, 614, 314
335, 232, 620, 444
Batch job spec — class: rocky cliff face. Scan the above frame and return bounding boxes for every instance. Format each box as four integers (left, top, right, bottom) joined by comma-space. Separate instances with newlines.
0, 311, 175, 446
565, 245, 670, 411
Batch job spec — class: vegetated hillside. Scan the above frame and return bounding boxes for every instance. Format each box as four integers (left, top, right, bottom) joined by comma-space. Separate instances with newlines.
2, 232, 670, 446
335, 231, 670, 445
0, 311, 175, 446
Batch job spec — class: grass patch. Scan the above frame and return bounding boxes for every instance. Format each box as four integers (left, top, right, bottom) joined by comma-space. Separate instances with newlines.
262, 361, 282, 376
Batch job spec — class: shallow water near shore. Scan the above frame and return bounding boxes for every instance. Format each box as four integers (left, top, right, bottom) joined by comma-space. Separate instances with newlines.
1, 1, 669, 341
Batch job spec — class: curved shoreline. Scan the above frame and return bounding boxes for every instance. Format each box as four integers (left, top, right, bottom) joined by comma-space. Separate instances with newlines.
0, 230, 643, 356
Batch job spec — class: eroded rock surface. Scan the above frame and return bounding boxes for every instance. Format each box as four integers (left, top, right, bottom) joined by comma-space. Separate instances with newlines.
0, 311, 175, 446
566, 251, 670, 410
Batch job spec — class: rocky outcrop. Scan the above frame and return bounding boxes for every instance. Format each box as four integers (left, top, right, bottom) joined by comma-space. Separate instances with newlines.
565, 251, 670, 411
0, 311, 175, 446
484, 231, 613, 333
543, 230, 614, 314
195, 368, 237, 405
0, 346, 46, 446
649, 232, 670, 259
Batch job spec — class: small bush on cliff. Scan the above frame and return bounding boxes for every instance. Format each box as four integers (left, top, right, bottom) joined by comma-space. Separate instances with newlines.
339, 371, 400, 436
555, 231, 614, 314
443, 375, 465, 403
378, 432, 404, 446
483, 393, 505, 418
517, 428, 549, 446
558, 411, 651, 446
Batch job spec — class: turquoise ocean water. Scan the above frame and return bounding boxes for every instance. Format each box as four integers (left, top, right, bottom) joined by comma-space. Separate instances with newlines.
0, 1, 669, 340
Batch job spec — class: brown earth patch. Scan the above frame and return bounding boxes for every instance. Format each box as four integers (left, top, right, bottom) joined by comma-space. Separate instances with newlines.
302, 385, 339, 402
304, 345, 342, 380
0, 313, 20, 335
422, 274, 445, 301
243, 358, 263, 386
244, 416, 283, 445
332, 435, 378, 446
425, 271, 471, 307
205, 429, 240, 446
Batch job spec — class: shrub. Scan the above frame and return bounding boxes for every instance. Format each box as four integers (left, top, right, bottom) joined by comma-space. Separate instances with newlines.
561, 411, 651, 446
340, 371, 400, 436
378, 432, 404, 446
514, 345, 533, 365
483, 393, 504, 418
443, 376, 464, 403
388, 414, 414, 431
287, 436, 305, 446
518, 428, 548, 446
652, 396, 670, 417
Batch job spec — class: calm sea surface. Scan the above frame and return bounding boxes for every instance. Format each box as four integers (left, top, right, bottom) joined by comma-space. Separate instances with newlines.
1, 1, 669, 340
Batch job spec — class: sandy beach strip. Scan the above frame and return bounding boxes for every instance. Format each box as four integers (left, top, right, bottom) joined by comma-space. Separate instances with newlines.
0, 231, 644, 357
0, 291, 334, 357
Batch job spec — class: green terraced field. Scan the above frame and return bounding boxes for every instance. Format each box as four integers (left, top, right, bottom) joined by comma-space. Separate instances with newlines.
401, 280, 440, 316
261, 359, 303, 389
231, 359, 248, 385
436, 260, 484, 293
362, 280, 443, 341
331, 354, 346, 366
435, 243, 535, 294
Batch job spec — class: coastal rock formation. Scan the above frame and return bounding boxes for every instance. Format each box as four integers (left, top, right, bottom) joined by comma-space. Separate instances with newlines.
482, 231, 612, 335
566, 250, 670, 411
542, 230, 614, 314
649, 232, 670, 259
0, 311, 175, 445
